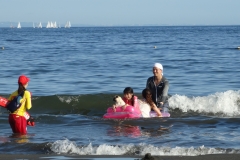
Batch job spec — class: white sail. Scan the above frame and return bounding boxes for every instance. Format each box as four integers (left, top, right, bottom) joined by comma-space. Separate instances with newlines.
50, 22, 54, 28
38, 22, 42, 28
17, 22, 21, 28
54, 21, 57, 28
65, 21, 71, 28
46, 21, 50, 28
46, 21, 60, 28
33, 22, 35, 28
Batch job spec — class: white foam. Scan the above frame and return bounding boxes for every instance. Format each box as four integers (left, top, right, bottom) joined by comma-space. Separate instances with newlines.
140, 145, 224, 156
50, 139, 228, 156
57, 95, 80, 104
169, 90, 240, 116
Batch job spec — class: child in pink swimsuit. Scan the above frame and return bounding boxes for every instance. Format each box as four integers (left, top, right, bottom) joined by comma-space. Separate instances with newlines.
121, 87, 141, 114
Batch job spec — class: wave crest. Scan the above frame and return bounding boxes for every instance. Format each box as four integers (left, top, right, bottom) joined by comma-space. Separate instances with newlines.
169, 90, 240, 116
50, 139, 239, 156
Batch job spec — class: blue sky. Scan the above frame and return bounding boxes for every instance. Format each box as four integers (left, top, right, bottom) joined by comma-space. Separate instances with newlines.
1, 0, 240, 26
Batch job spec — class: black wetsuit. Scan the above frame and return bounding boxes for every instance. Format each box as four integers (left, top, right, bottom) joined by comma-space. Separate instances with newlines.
146, 76, 169, 108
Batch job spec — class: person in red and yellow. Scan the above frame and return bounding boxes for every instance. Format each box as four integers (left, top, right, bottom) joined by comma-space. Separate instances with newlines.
8, 75, 32, 134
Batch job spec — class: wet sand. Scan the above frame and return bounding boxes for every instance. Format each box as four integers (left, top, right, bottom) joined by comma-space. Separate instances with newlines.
1, 154, 240, 160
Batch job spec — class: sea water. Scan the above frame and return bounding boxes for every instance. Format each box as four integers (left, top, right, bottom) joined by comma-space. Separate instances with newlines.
0, 26, 240, 156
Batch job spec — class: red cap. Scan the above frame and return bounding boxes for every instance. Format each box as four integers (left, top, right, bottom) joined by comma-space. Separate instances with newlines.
18, 75, 30, 85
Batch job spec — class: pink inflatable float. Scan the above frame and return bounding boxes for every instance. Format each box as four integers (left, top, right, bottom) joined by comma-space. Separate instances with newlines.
103, 105, 170, 119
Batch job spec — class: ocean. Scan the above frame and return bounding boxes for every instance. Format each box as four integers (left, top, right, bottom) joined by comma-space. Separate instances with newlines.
0, 26, 240, 156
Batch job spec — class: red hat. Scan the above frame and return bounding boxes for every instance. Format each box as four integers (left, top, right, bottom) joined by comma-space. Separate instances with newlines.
18, 75, 30, 85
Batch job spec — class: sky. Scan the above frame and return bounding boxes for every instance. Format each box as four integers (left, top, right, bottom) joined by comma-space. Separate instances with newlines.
1, 0, 240, 26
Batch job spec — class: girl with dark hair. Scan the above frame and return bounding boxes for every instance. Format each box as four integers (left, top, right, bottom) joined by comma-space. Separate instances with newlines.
8, 75, 32, 134
111, 87, 140, 112
121, 87, 139, 111
141, 88, 162, 117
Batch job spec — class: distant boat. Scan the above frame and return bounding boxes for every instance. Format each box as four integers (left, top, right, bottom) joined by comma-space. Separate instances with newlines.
17, 22, 21, 29
65, 21, 71, 28
33, 22, 35, 28
50, 21, 54, 28
46, 21, 50, 28
46, 21, 58, 28
38, 22, 42, 28
54, 21, 57, 28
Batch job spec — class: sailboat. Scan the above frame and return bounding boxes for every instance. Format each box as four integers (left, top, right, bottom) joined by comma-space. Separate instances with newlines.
53, 21, 57, 28
33, 22, 35, 28
17, 22, 21, 29
50, 21, 54, 28
46, 21, 59, 28
38, 22, 42, 28
65, 21, 71, 28
46, 21, 50, 28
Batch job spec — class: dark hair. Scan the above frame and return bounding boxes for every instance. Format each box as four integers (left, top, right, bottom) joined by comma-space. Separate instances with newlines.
18, 83, 26, 94
142, 88, 154, 108
123, 87, 134, 106
123, 87, 134, 94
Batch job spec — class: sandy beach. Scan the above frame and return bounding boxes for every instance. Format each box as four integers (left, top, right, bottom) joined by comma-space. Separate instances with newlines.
1, 154, 240, 160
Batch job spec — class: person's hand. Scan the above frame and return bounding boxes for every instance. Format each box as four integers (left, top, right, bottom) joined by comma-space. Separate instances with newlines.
158, 110, 163, 117
158, 102, 164, 108
113, 105, 116, 112
122, 104, 127, 111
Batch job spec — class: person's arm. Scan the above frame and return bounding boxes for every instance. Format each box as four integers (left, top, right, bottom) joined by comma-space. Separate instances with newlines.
8, 91, 17, 101
23, 91, 32, 110
151, 103, 162, 117
161, 79, 169, 103
122, 104, 127, 110
133, 96, 138, 108
157, 77, 169, 106
112, 104, 116, 112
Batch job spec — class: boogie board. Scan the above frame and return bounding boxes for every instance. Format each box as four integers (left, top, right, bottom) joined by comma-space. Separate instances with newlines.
0, 96, 35, 126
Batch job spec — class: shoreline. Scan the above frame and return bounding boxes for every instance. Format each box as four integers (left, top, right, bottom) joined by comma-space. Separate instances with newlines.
1, 154, 240, 160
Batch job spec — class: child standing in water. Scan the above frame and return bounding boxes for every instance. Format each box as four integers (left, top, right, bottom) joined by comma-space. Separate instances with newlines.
113, 87, 140, 113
